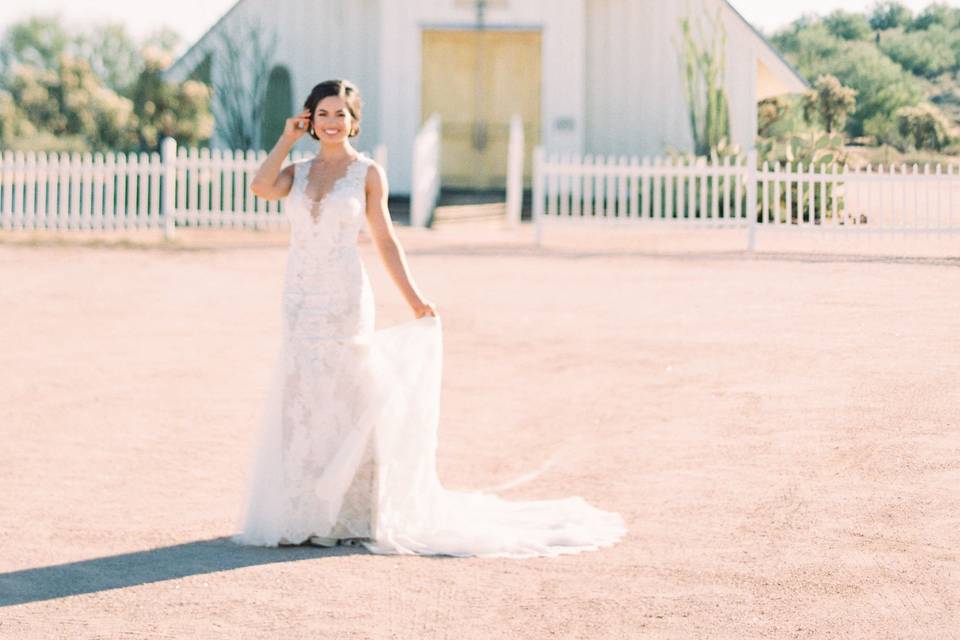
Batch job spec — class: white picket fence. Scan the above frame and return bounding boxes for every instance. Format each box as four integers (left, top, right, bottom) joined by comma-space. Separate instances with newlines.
410, 112, 442, 228
0, 139, 390, 237
532, 147, 960, 249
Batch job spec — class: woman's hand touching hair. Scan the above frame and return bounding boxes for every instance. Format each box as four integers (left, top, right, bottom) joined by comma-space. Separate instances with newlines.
281, 108, 312, 143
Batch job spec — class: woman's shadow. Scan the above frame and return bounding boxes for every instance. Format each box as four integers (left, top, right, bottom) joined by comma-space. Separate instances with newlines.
0, 536, 365, 607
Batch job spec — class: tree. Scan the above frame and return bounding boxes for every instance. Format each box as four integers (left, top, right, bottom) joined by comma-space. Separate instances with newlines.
878, 24, 957, 77
0, 15, 212, 152
72, 22, 140, 96
128, 47, 213, 150
0, 15, 71, 77
802, 74, 857, 134
210, 18, 278, 150
4, 53, 139, 151
141, 27, 182, 58
824, 10, 872, 41
773, 18, 923, 140
0, 89, 35, 147
907, 3, 960, 31
771, 22, 844, 80
869, 1, 912, 30
676, 4, 731, 156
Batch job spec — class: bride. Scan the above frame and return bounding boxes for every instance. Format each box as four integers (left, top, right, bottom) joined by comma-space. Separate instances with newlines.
231, 79, 626, 558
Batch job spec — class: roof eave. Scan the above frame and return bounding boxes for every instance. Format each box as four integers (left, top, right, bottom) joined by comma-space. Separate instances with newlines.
722, 0, 810, 92
163, 0, 247, 83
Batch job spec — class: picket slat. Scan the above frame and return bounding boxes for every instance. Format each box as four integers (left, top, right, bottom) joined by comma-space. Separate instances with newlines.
23, 152, 37, 229
104, 153, 115, 229
36, 152, 49, 229
13, 151, 25, 230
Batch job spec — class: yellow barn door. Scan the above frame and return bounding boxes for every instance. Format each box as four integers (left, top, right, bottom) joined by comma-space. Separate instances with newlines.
421, 29, 541, 190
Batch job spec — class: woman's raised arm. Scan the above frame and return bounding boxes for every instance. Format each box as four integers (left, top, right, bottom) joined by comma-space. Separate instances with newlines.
250, 109, 310, 200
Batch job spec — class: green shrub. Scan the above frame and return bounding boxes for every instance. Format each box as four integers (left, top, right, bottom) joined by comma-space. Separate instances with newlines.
878, 25, 957, 77
894, 102, 957, 150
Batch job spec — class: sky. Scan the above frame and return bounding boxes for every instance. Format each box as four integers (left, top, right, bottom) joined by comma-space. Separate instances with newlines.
0, 0, 957, 57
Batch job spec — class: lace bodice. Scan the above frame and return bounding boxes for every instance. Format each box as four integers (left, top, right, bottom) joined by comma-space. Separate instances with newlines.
287, 152, 372, 247
282, 152, 375, 300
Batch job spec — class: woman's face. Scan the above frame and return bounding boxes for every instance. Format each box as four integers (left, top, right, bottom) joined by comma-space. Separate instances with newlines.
312, 95, 355, 142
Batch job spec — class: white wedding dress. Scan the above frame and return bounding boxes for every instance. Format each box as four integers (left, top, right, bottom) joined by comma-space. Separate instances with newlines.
231, 150, 626, 558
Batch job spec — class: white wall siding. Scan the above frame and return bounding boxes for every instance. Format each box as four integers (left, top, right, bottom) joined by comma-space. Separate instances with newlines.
165, 0, 382, 156
585, 0, 803, 158
284, 0, 383, 157
718, 1, 759, 153
585, 0, 696, 157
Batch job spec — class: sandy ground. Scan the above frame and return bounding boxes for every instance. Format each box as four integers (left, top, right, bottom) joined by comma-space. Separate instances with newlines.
0, 222, 958, 639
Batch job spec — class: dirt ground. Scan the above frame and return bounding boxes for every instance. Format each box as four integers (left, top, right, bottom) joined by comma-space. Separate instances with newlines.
0, 222, 958, 639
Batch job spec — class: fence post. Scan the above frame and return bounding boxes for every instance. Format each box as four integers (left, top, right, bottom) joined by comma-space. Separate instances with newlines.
161, 137, 177, 241
532, 146, 545, 245
410, 113, 441, 228
506, 114, 524, 226
745, 149, 758, 252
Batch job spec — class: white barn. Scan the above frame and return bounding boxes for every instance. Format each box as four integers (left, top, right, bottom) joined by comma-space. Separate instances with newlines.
164, 0, 807, 196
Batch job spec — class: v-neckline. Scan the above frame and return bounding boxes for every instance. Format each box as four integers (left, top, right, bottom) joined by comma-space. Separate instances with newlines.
301, 154, 363, 222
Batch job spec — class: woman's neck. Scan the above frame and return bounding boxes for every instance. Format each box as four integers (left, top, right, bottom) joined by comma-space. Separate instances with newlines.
318, 142, 357, 161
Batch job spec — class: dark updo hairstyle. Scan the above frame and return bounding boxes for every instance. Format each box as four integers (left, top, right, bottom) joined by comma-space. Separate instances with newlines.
303, 79, 362, 140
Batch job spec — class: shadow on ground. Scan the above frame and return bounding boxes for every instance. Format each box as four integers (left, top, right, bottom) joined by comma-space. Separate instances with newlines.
0, 537, 365, 607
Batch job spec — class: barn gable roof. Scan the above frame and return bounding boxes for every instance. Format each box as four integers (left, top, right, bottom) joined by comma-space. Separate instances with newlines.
163, 0, 248, 83
722, 0, 809, 92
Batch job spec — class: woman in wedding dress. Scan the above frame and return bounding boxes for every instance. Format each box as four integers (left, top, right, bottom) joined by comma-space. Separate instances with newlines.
231, 79, 626, 558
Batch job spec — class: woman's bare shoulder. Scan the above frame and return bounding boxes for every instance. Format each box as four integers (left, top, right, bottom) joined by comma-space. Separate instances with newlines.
362, 155, 387, 188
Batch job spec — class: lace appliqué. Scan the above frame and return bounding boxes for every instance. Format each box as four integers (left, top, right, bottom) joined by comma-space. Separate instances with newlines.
302, 154, 365, 223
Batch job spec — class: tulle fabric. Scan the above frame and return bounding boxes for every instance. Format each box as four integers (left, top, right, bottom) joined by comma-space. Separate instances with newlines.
233, 314, 627, 558
363, 316, 626, 558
